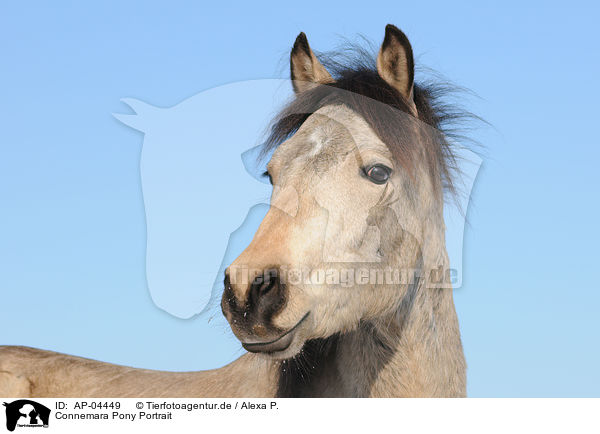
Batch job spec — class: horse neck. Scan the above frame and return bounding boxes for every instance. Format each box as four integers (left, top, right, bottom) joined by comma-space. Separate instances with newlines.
350, 280, 466, 397
276, 279, 466, 397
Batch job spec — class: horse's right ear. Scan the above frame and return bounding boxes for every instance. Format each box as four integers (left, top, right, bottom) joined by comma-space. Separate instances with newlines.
290, 32, 333, 93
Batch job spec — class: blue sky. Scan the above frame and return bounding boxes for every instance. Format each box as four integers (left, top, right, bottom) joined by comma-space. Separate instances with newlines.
1, 1, 599, 397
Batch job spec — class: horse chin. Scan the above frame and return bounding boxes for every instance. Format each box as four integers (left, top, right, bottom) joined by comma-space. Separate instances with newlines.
254, 337, 307, 361
240, 311, 311, 360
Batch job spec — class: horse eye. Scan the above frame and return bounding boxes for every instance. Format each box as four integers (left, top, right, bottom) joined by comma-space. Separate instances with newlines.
364, 165, 391, 184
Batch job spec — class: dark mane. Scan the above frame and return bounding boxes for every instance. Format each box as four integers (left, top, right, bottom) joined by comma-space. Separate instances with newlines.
263, 44, 478, 201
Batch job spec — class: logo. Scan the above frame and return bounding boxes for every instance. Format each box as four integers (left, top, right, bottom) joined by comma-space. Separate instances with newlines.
3, 400, 50, 432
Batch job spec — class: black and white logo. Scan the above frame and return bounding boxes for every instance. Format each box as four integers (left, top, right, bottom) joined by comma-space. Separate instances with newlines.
3, 400, 50, 432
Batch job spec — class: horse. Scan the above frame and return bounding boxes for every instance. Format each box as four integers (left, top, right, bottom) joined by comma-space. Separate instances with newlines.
0, 24, 469, 397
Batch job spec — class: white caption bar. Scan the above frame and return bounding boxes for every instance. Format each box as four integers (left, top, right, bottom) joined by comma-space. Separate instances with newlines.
1, 398, 598, 434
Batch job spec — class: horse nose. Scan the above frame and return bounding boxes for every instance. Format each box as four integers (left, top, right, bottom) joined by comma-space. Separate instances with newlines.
222, 268, 286, 334
248, 269, 281, 307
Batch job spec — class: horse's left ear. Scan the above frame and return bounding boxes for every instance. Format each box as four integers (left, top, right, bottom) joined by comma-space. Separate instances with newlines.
376, 25, 416, 111
290, 32, 334, 93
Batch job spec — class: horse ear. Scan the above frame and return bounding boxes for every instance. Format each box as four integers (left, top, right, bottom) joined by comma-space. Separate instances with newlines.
290, 32, 333, 93
376, 25, 416, 110
113, 98, 161, 132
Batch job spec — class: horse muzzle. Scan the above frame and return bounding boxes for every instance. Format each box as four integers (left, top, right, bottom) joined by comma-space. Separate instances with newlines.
222, 267, 308, 354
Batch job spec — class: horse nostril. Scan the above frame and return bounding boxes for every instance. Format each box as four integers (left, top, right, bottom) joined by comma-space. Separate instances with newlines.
260, 273, 277, 296
250, 269, 279, 303
222, 272, 240, 311
223, 267, 286, 332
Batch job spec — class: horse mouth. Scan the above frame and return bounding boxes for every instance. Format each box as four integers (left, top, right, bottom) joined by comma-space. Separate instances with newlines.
241, 312, 310, 354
